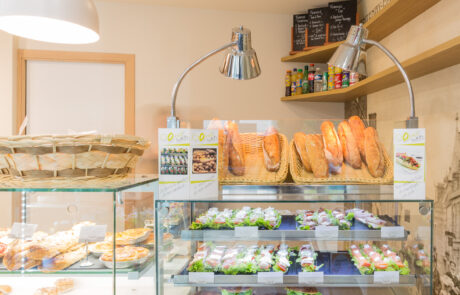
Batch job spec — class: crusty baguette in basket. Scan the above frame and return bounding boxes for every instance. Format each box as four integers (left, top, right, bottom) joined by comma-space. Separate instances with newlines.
0, 134, 150, 179
219, 133, 289, 184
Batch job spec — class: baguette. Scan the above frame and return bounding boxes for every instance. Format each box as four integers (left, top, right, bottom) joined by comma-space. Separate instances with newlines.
293, 132, 312, 172
26, 231, 78, 260
262, 127, 281, 172
348, 116, 366, 161
40, 245, 85, 272
305, 134, 329, 178
225, 121, 245, 176
321, 121, 343, 174
364, 127, 385, 177
338, 121, 362, 169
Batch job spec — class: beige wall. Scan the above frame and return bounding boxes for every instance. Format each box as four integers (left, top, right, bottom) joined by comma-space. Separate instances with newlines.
17, 1, 344, 174
365, 0, 460, 198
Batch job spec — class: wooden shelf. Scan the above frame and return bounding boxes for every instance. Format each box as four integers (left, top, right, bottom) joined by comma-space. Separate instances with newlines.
281, 0, 440, 63
281, 35, 460, 102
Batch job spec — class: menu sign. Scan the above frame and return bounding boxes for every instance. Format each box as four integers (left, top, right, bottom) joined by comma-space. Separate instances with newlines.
158, 128, 218, 199
293, 13, 309, 51
307, 7, 328, 47
328, 0, 357, 43
393, 129, 426, 200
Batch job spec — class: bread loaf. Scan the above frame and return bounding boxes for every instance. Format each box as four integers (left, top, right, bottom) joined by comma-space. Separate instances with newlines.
305, 134, 329, 178
321, 121, 343, 174
293, 132, 312, 172
348, 116, 366, 161
262, 127, 281, 172
40, 245, 85, 272
225, 121, 245, 176
338, 121, 362, 169
364, 127, 385, 177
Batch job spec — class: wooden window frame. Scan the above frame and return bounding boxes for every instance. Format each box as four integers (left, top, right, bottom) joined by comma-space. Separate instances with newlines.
17, 49, 135, 135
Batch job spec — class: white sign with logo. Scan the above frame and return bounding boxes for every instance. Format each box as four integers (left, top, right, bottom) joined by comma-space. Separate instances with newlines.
393, 129, 426, 200
190, 129, 218, 198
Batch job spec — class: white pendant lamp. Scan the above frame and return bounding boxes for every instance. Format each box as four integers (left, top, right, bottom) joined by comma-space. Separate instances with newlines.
0, 0, 100, 44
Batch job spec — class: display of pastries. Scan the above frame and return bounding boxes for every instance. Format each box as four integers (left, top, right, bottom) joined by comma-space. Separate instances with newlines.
54, 278, 74, 293
88, 241, 114, 256
115, 228, 151, 245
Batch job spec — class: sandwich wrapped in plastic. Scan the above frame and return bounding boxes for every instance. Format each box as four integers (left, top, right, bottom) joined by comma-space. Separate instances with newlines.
297, 244, 323, 272
273, 244, 293, 273
346, 208, 386, 229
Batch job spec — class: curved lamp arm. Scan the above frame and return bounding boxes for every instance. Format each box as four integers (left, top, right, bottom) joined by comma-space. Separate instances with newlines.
363, 39, 418, 128
167, 41, 237, 128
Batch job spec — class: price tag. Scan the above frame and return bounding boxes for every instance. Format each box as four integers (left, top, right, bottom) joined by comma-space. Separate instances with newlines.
9, 222, 37, 239
374, 271, 399, 284
257, 272, 283, 284
234, 226, 258, 238
78, 225, 107, 243
189, 272, 214, 284
381, 226, 405, 239
298, 271, 324, 284
315, 226, 338, 239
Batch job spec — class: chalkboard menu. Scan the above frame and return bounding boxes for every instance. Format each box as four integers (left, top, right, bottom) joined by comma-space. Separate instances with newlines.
293, 14, 308, 52
307, 7, 328, 47
328, 0, 357, 43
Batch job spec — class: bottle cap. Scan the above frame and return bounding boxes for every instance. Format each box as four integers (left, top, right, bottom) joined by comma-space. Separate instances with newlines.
298, 69, 303, 73
310, 63, 314, 66
293, 68, 297, 71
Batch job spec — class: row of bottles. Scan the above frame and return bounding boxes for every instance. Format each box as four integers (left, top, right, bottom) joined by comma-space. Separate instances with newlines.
285, 64, 360, 96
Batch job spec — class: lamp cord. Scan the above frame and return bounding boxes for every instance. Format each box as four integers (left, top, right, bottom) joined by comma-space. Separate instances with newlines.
170, 41, 238, 118
363, 39, 416, 119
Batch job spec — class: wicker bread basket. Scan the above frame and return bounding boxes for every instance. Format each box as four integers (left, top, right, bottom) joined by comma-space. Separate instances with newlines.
0, 134, 150, 179
289, 140, 393, 184
219, 133, 289, 184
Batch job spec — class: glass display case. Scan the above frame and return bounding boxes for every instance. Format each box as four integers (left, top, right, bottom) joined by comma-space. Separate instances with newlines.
155, 185, 433, 295
0, 175, 158, 295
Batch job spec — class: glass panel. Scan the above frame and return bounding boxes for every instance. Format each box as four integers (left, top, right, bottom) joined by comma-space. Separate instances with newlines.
155, 199, 433, 295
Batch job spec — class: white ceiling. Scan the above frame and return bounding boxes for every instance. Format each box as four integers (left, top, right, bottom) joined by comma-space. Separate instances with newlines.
96, 0, 343, 14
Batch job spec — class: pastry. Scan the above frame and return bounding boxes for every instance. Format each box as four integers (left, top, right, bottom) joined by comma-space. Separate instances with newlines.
54, 278, 74, 293
348, 116, 366, 161
101, 246, 139, 262
338, 121, 362, 169
364, 127, 385, 177
89, 241, 114, 256
225, 121, 245, 176
262, 127, 281, 172
321, 121, 343, 174
293, 132, 312, 172
132, 246, 150, 259
27, 230, 78, 260
115, 228, 151, 245
40, 245, 86, 272
305, 134, 329, 178
0, 285, 11, 294
34, 287, 58, 295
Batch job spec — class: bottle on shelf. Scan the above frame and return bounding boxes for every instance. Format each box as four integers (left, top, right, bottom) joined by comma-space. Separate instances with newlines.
334, 66, 343, 89
285, 70, 292, 96
322, 71, 328, 92
296, 69, 303, 95
308, 64, 315, 93
291, 68, 297, 95
314, 68, 323, 93
302, 65, 309, 94
328, 64, 335, 90
342, 70, 350, 88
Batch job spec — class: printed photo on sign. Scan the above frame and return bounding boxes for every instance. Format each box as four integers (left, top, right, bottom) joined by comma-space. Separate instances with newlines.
192, 148, 217, 174
160, 147, 188, 175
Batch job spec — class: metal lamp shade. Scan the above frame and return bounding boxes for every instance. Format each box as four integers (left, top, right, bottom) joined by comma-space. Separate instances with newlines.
328, 24, 368, 76
220, 27, 261, 80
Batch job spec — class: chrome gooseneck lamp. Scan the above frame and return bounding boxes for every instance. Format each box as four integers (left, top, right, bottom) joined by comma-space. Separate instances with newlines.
329, 24, 418, 128
167, 26, 261, 128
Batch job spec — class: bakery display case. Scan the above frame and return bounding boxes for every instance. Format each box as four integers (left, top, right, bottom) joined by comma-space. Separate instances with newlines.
155, 118, 431, 295
155, 186, 433, 295
0, 175, 158, 295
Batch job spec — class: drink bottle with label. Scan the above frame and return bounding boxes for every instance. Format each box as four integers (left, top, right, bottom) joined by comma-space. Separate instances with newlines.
291, 68, 297, 95
314, 68, 323, 93
296, 69, 303, 95
308, 64, 315, 93
285, 70, 291, 96
302, 65, 309, 94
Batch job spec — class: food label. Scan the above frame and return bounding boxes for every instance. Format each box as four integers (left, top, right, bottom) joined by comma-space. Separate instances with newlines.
381, 226, 405, 239
234, 226, 258, 238
393, 129, 426, 200
190, 129, 219, 198
257, 272, 283, 284
189, 272, 214, 284
78, 225, 107, 243
9, 222, 37, 239
298, 271, 324, 284
315, 226, 338, 239
374, 271, 399, 284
